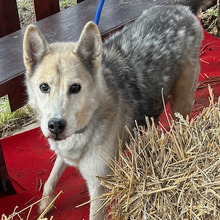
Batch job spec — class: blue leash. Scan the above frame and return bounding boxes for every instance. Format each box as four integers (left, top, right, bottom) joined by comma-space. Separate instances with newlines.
94, 0, 105, 25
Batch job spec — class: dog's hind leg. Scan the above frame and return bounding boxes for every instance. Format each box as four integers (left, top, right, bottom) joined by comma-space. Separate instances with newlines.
170, 57, 200, 119
39, 155, 67, 214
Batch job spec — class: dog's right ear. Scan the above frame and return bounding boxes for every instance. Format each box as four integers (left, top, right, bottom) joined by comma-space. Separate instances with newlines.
23, 24, 50, 75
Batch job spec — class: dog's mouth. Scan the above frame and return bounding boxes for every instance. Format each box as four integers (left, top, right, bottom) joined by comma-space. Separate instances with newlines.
48, 134, 65, 141
54, 136, 62, 141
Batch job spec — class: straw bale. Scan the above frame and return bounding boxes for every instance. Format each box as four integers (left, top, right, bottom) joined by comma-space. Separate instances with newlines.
99, 88, 220, 220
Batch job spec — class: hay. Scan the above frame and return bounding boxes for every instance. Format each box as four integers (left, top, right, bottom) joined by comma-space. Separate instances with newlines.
99, 87, 220, 220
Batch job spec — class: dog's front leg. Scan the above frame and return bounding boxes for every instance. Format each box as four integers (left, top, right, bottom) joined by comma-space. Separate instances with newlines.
39, 155, 67, 214
88, 178, 106, 220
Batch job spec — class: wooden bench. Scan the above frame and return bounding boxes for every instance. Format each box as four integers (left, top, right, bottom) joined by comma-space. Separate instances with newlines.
0, 0, 218, 196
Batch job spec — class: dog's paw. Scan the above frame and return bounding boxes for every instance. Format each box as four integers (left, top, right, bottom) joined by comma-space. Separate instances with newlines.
38, 194, 55, 215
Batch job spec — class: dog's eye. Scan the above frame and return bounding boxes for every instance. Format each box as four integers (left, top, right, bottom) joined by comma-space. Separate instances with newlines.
40, 83, 50, 93
69, 84, 81, 94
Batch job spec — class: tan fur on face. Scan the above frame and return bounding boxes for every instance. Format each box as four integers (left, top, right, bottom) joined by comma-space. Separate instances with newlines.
28, 43, 99, 138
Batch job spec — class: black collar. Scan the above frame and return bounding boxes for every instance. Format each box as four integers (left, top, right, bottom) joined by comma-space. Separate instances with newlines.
74, 124, 88, 134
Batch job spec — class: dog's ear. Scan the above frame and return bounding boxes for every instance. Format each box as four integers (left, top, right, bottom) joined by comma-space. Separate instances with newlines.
23, 24, 50, 75
74, 21, 102, 67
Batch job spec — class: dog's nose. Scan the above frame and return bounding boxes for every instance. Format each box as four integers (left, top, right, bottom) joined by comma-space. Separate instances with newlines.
48, 118, 66, 135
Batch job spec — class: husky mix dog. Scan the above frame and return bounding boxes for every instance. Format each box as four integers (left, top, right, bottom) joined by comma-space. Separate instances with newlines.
23, 0, 210, 219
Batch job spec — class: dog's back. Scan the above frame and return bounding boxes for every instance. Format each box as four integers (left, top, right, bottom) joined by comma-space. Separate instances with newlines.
101, 5, 203, 125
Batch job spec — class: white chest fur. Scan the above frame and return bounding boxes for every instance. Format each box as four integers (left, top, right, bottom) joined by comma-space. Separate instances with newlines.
48, 133, 90, 166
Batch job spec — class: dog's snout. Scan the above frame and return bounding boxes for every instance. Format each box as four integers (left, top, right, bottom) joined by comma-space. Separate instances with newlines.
48, 118, 66, 135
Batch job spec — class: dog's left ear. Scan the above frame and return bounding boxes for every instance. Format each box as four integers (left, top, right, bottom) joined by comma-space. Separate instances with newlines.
74, 21, 102, 67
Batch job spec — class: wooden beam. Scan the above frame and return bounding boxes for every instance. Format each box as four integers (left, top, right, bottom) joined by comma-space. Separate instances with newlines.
217, 3, 220, 30
7, 74, 27, 112
0, 0, 20, 37
0, 142, 16, 194
32, 0, 60, 21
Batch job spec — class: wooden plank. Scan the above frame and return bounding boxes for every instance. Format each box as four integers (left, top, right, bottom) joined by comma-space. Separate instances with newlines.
0, 75, 26, 111
7, 74, 27, 112
0, 0, 167, 111
0, 0, 20, 37
0, 142, 16, 194
33, 0, 60, 21
217, 4, 220, 29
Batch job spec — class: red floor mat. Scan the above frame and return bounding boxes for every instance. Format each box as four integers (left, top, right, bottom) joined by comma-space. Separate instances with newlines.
0, 30, 220, 219
1, 128, 90, 219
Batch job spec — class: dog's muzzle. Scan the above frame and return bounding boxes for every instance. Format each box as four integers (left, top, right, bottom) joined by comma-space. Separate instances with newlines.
48, 118, 66, 140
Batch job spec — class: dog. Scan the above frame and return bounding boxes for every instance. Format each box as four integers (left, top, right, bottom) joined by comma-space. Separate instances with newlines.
23, 0, 211, 219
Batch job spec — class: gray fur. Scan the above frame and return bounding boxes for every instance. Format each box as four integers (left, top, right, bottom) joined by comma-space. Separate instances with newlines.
101, 4, 203, 125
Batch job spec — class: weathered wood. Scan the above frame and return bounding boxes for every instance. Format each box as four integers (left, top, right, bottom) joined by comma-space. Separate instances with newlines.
0, 0, 20, 37
32, 0, 60, 21
7, 74, 27, 112
0, 142, 16, 194
217, 4, 220, 30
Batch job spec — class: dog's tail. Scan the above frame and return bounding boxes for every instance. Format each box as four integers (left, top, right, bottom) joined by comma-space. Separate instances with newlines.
169, 0, 214, 14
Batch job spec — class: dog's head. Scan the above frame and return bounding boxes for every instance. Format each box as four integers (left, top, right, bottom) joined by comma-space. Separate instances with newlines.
23, 22, 102, 140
